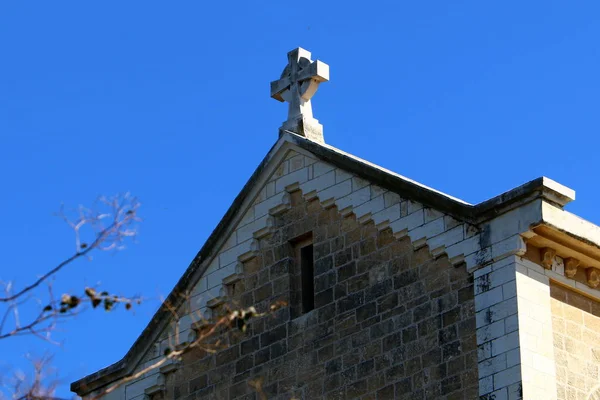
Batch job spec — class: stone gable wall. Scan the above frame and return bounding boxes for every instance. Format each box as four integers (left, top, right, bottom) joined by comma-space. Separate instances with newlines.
156, 190, 478, 399
77, 143, 600, 400
111, 148, 487, 400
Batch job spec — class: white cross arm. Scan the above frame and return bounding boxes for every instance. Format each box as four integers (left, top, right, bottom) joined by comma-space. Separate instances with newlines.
297, 60, 329, 101
270, 60, 330, 102
270, 77, 290, 102
298, 60, 329, 84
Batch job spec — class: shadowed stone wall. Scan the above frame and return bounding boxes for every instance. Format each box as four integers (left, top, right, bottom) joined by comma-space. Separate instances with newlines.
159, 190, 478, 400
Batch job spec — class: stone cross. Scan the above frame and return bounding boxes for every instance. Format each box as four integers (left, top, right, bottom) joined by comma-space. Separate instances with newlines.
271, 47, 329, 143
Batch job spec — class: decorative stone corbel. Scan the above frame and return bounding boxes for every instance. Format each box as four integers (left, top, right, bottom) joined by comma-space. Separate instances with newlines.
159, 360, 181, 375
358, 212, 373, 225
376, 220, 390, 232
144, 374, 166, 399
238, 239, 259, 262
223, 273, 242, 286
540, 247, 556, 270
206, 296, 226, 310
411, 237, 427, 251
192, 319, 215, 335
235, 261, 244, 275
393, 228, 409, 240
253, 216, 275, 239
586, 267, 600, 288
268, 193, 291, 216
186, 329, 197, 343
303, 190, 318, 201
321, 197, 336, 209
339, 206, 353, 218
564, 258, 580, 278
284, 182, 300, 193
430, 245, 447, 259
223, 272, 243, 297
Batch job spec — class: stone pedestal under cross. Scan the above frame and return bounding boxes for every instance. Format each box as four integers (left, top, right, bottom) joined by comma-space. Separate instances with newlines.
271, 47, 329, 143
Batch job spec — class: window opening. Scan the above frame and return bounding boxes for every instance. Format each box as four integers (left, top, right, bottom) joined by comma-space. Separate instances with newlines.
300, 243, 314, 313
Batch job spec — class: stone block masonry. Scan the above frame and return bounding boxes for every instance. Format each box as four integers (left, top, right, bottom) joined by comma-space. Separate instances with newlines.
114, 147, 487, 400
156, 191, 479, 400
550, 282, 600, 400
104, 142, 586, 400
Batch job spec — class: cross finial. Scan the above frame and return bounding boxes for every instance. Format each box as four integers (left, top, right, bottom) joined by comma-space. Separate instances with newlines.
271, 47, 329, 143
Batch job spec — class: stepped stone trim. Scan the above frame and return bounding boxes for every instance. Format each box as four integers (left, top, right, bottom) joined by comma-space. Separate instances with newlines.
191, 320, 215, 333
243, 178, 481, 271
411, 237, 427, 250
142, 361, 182, 399
252, 216, 275, 239
206, 297, 226, 309
186, 330, 197, 344
143, 374, 165, 398
357, 212, 372, 225
237, 240, 259, 263
222, 273, 242, 285
159, 362, 180, 375
141, 177, 479, 399
119, 173, 484, 399
320, 197, 336, 209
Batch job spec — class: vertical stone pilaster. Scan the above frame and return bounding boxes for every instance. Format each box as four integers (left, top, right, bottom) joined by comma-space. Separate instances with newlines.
474, 255, 558, 400
474, 256, 522, 399
514, 257, 557, 399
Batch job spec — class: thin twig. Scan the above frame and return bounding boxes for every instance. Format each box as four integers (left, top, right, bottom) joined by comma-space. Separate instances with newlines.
0, 222, 117, 304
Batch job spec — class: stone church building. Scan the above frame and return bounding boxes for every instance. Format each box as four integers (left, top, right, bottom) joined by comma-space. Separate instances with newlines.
73, 48, 600, 399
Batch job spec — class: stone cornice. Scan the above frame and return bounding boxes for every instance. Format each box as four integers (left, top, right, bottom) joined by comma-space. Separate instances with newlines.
472, 176, 575, 224
522, 202, 600, 295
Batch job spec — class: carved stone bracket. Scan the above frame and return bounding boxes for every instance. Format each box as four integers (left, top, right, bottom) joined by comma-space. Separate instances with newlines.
253, 216, 275, 239
206, 296, 226, 309
159, 361, 180, 375
144, 374, 166, 399
238, 239, 260, 262
587, 267, 600, 288
530, 241, 600, 289
192, 320, 216, 335
269, 193, 291, 216
223, 273, 242, 286
525, 224, 600, 290
320, 197, 336, 209
540, 247, 556, 269
564, 258, 580, 278
223, 273, 243, 297
235, 261, 244, 275
412, 237, 427, 251
303, 190, 318, 202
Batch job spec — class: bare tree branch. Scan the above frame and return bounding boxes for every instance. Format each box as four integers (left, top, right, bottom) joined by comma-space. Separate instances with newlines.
0, 194, 141, 304
91, 300, 286, 400
0, 194, 144, 399
3, 354, 61, 400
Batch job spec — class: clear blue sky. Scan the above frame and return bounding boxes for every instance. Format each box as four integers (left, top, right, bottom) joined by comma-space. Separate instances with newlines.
1, 1, 599, 397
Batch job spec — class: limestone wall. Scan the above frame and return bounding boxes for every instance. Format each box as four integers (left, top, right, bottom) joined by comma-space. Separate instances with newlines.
78, 139, 600, 400
92, 145, 489, 399
153, 191, 479, 399
550, 282, 600, 400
